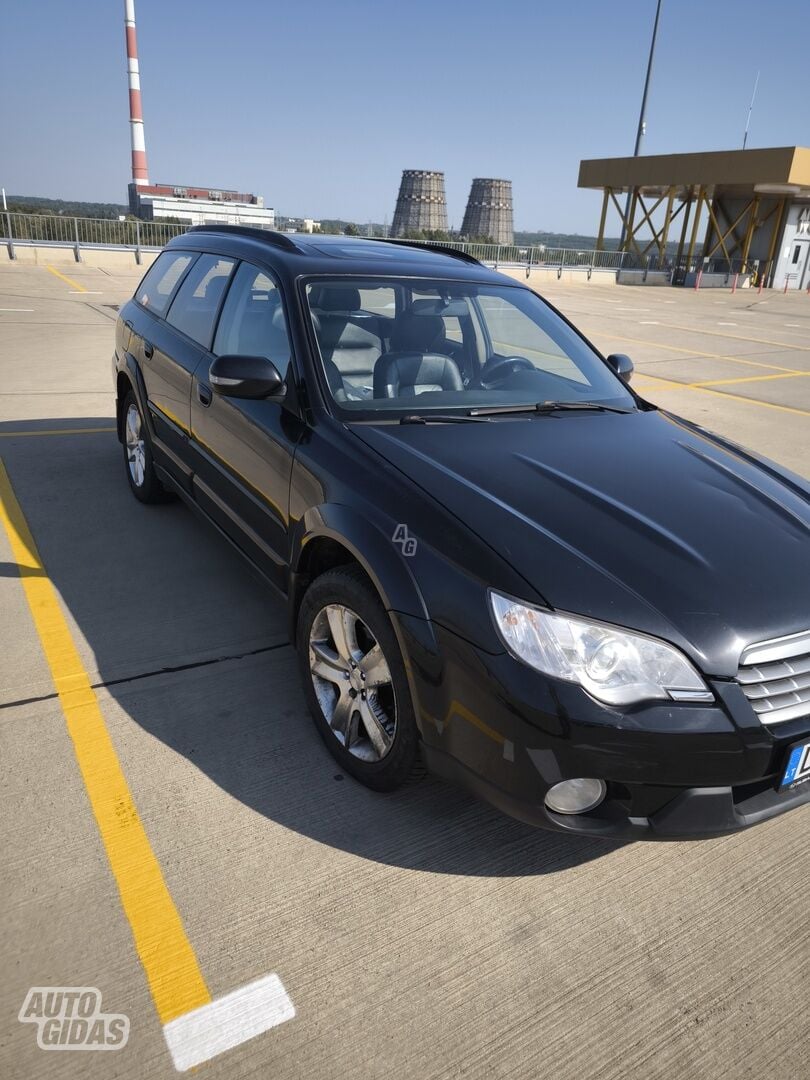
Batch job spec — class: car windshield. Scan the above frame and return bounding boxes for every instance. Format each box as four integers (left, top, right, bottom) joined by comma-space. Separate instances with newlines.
304, 277, 635, 417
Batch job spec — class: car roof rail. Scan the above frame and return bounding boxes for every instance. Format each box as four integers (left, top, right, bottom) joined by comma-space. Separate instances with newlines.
183, 224, 300, 252
362, 236, 481, 265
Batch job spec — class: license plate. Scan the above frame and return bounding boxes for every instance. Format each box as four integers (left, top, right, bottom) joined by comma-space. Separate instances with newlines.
780, 741, 810, 791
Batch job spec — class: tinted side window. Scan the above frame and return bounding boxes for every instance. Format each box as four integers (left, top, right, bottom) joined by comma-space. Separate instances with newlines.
135, 251, 195, 316
213, 262, 292, 378
165, 255, 236, 349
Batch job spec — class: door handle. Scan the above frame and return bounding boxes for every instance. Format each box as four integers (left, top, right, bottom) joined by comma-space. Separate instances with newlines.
197, 383, 213, 407
143, 340, 154, 360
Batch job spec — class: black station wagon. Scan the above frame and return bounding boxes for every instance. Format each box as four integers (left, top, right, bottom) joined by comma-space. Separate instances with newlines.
113, 226, 810, 839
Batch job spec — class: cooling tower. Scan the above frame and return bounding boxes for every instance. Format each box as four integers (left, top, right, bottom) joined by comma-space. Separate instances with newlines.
461, 179, 514, 244
390, 170, 448, 236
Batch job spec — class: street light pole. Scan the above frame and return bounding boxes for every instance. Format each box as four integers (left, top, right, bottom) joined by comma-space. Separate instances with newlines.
619, 0, 663, 251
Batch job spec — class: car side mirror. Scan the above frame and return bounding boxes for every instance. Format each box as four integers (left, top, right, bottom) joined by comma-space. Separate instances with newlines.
209, 355, 287, 400
606, 353, 634, 383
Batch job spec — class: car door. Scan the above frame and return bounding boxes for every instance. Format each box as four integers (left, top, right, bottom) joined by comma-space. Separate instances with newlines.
132, 250, 237, 486
189, 261, 303, 592
129, 249, 199, 474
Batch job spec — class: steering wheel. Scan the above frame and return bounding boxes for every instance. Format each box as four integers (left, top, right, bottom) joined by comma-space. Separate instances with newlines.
479, 355, 534, 387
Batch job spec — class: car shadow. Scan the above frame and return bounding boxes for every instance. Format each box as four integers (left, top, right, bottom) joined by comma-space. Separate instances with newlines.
0, 418, 625, 876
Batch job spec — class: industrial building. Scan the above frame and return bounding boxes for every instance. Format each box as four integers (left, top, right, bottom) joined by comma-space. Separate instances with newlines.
123, 0, 275, 228
390, 171, 448, 236
460, 179, 514, 245
579, 146, 810, 289
127, 183, 274, 228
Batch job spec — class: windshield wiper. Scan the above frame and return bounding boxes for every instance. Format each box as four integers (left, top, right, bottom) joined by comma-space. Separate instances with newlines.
399, 413, 492, 424
470, 400, 633, 416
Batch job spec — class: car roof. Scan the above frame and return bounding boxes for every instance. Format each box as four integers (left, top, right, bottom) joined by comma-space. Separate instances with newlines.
166, 226, 508, 284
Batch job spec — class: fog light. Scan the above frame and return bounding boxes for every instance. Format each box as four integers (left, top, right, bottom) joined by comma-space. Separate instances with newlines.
545, 778, 606, 815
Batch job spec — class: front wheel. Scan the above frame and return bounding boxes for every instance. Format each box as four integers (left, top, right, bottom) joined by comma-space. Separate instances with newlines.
296, 566, 421, 791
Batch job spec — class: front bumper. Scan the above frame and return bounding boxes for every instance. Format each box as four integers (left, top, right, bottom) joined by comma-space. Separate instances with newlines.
396, 614, 810, 839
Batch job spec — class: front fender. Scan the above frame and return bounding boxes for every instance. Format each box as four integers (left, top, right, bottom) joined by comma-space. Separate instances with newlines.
289, 502, 432, 631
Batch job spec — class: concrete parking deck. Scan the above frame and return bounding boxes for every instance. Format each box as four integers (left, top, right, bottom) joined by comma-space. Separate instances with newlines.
1, 262, 808, 1080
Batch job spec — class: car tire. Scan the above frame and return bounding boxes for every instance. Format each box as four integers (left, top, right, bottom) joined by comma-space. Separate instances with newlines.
297, 565, 422, 791
121, 389, 173, 504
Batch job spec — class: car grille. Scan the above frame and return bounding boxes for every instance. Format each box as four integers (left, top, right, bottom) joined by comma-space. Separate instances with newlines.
737, 629, 810, 726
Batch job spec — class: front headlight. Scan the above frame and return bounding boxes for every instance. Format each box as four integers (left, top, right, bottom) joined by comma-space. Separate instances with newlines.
489, 592, 713, 707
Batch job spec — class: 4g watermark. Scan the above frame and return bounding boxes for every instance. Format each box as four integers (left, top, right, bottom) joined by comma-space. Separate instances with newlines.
19, 987, 129, 1052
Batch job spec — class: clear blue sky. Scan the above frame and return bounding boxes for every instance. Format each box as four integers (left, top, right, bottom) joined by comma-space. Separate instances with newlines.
3, 0, 808, 233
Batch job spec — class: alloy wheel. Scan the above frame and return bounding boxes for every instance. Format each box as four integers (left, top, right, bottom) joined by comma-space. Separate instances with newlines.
125, 403, 146, 488
308, 603, 397, 762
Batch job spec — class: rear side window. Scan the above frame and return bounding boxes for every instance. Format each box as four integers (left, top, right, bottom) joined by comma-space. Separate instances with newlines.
165, 254, 236, 349
135, 251, 195, 316
213, 262, 292, 378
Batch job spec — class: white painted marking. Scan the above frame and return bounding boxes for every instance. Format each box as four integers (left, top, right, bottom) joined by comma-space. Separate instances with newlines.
785, 323, 801, 327
639, 320, 660, 325
71, 290, 103, 294
162, 974, 294, 1072
718, 322, 737, 326
0, 307, 35, 312
664, 300, 675, 303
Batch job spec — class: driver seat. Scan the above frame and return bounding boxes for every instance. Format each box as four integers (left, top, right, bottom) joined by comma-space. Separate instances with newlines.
373, 352, 464, 398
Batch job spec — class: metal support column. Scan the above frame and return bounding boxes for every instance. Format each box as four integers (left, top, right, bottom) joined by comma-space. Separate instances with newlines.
685, 187, 705, 268
4, 211, 15, 260
674, 188, 693, 266
596, 188, 610, 252
623, 189, 639, 255
740, 195, 760, 270
658, 187, 675, 261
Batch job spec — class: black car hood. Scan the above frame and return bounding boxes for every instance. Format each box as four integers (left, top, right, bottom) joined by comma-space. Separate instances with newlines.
352, 411, 810, 676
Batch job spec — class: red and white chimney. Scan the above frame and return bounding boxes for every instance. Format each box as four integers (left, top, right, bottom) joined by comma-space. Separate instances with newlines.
124, 0, 150, 186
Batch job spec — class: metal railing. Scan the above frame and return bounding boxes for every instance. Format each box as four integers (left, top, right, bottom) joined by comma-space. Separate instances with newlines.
1, 212, 192, 261
389, 238, 633, 272
1, 211, 641, 272
5, 211, 749, 283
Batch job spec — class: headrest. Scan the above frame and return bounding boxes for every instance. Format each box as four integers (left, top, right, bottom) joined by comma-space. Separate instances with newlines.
410, 297, 469, 318
311, 286, 362, 312
390, 312, 445, 353
317, 319, 380, 350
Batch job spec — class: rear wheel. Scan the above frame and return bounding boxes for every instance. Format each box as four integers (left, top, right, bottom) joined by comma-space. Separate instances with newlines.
121, 390, 172, 504
297, 565, 421, 790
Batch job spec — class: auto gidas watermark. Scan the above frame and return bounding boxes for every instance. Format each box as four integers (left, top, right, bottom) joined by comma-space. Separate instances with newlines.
18, 987, 129, 1051
392, 524, 417, 556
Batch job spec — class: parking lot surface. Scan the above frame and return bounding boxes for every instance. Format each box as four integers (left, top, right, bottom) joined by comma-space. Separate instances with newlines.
1, 261, 808, 1079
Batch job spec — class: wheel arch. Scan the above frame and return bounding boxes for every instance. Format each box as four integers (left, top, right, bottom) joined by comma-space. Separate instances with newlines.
287, 505, 431, 644
115, 357, 151, 443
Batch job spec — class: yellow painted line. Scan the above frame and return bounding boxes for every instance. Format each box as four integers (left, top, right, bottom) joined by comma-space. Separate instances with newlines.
636, 372, 810, 417
633, 376, 692, 392
690, 372, 810, 388
45, 264, 89, 293
0, 427, 116, 438
661, 320, 810, 354
599, 332, 801, 373
0, 459, 211, 1025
